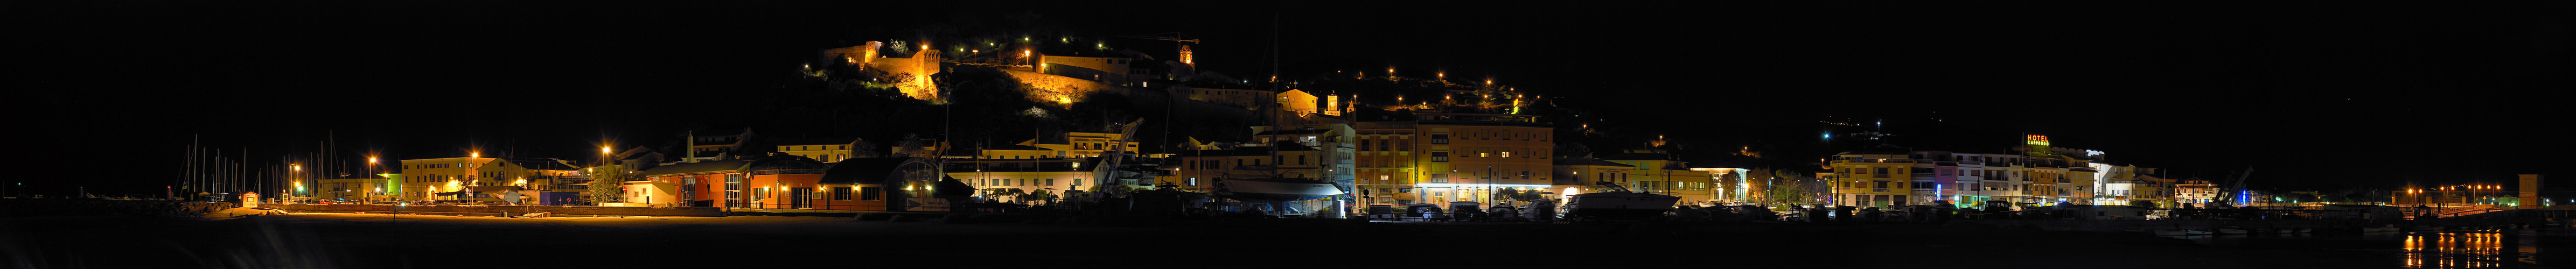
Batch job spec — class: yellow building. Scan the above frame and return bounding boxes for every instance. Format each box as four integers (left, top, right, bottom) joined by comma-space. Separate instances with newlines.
1600, 150, 1716, 206
396, 156, 578, 201
316, 177, 396, 203
1827, 148, 1922, 208
946, 158, 1092, 204
398, 157, 502, 200
1353, 121, 1418, 206
1553, 157, 1633, 205
776, 138, 869, 163
1397, 113, 1552, 207
2176, 178, 2221, 207
1688, 164, 1756, 204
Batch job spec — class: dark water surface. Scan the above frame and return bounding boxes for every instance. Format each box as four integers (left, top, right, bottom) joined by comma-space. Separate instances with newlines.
2166, 229, 2575, 268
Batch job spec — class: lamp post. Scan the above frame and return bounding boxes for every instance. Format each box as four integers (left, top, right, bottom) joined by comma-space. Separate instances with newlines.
601, 145, 613, 206
292, 164, 302, 203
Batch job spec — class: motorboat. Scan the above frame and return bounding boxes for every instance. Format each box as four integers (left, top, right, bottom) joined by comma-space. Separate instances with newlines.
1565, 182, 1681, 221
2152, 230, 2187, 236
1212, 177, 1346, 217
1213, 177, 1344, 202
2184, 230, 2214, 235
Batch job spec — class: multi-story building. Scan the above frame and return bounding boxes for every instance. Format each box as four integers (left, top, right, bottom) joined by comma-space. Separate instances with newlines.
1352, 121, 1418, 206
2094, 162, 2173, 207
1831, 144, 2121, 208
949, 155, 1097, 204
1384, 112, 1554, 207
398, 156, 505, 200
2176, 178, 2221, 207
1825, 147, 1921, 208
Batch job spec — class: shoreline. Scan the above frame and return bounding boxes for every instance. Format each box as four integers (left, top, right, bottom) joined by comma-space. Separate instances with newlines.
0, 213, 2421, 268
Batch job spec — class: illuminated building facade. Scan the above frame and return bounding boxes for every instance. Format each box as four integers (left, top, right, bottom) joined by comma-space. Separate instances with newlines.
949, 153, 1097, 204
1826, 147, 1922, 208
2176, 179, 2219, 207
1553, 158, 1633, 205
1369, 113, 1555, 207
1598, 150, 1715, 205
397, 157, 504, 200
774, 137, 870, 163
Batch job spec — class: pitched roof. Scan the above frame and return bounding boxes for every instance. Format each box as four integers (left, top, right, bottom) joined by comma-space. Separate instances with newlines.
1687, 160, 1747, 168
774, 137, 861, 146
1553, 158, 1634, 167
819, 158, 929, 185
1598, 152, 1670, 161
635, 160, 750, 176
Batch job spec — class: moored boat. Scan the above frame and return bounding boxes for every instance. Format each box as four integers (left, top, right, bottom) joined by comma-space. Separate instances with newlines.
1213, 177, 1344, 202
1564, 182, 1681, 221
2218, 228, 2250, 235
2152, 230, 2187, 236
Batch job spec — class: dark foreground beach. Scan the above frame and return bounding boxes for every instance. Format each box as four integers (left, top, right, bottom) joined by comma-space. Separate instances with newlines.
1, 209, 2434, 268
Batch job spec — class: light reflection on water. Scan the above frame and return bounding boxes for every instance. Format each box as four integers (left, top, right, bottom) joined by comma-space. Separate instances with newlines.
2163, 230, 2554, 268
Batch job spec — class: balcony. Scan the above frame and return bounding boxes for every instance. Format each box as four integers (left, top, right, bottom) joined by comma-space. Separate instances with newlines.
1872, 188, 1889, 193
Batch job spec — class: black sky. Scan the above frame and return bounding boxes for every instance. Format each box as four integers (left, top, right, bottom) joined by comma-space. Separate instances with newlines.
20, 2, 2568, 196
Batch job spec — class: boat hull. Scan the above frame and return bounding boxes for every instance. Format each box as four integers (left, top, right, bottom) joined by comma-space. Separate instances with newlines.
1568, 192, 1681, 220
1216, 179, 1344, 202
2152, 230, 2186, 236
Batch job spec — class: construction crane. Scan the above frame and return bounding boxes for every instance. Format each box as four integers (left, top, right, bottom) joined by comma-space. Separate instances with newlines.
1118, 32, 1200, 65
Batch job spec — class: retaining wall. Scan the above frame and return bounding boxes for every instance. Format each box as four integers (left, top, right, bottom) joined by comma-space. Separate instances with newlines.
261, 204, 724, 217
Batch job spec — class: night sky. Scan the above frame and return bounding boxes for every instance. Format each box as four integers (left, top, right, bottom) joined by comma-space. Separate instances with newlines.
22, 2, 2568, 196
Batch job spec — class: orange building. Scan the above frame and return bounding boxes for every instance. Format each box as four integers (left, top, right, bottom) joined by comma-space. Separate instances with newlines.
817, 157, 945, 211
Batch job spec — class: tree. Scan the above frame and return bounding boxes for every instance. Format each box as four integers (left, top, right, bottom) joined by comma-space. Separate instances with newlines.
1763, 176, 1825, 207
2130, 200, 2156, 209
588, 165, 628, 206
1490, 188, 1544, 204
